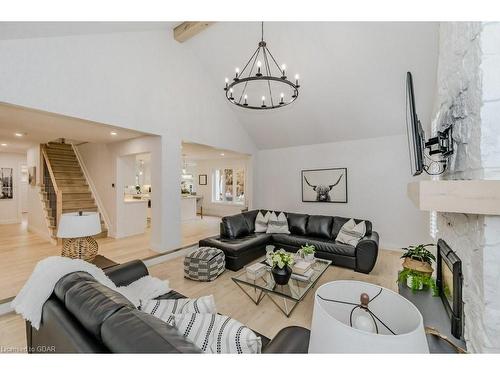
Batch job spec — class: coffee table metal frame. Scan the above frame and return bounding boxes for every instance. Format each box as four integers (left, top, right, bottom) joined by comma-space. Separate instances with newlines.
232, 257, 332, 317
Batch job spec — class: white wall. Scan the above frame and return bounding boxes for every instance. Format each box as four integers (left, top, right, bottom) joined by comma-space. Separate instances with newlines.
255, 135, 431, 250
195, 158, 252, 217
0, 152, 26, 224
0, 30, 257, 251
77, 136, 174, 251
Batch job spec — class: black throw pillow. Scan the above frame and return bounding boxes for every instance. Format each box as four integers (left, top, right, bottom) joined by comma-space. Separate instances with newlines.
287, 213, 309, 236
221, 214, 250, 239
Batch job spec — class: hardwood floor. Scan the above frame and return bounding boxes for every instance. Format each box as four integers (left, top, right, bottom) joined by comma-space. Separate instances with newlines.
0, 248, 402, 352
0, 215, 221, 302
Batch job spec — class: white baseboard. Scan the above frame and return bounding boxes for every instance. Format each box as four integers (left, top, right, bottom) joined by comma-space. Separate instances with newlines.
0, 219, 20, 224
0, 301, 14, 316
144, 245, 196, 267
28, 225, 53, 242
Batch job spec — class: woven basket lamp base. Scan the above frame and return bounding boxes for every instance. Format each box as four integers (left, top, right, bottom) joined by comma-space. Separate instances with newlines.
61, 237, 99, 262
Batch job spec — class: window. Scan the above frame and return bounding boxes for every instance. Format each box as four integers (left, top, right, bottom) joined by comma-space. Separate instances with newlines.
213, 168, 245, 205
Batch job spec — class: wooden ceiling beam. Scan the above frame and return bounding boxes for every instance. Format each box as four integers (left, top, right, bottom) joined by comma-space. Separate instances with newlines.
174, 22, 214, 43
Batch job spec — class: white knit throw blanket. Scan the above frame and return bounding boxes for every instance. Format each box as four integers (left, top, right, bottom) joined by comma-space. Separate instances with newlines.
11, 256, 171, 330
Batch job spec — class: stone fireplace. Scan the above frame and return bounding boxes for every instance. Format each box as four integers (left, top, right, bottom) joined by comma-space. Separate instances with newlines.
431, 22, 500, 353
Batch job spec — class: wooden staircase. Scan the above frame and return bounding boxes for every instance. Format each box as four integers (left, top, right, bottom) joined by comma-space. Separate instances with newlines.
40, 142, 108, 241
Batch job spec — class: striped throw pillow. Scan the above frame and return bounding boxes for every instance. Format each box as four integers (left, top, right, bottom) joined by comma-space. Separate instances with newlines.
335, 219, 366, 246
167, 313, 262, 354
254, 211, 270, 232
266, 212, 290, 234
141, 295, 216, 318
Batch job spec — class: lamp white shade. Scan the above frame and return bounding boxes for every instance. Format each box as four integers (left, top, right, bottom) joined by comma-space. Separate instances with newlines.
57, 212, 101, 238
309, 280, 429, 353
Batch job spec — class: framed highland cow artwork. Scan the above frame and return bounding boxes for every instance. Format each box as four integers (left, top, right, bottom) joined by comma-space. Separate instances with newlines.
301, 168, 347, 203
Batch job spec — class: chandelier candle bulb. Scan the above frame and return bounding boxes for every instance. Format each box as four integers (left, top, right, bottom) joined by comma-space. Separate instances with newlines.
261, 96, 266, 108
295, 74, 300, 87
234, 67, 240, 80
224, 77, 229, 90
229, 88, 234, 100
244, 94, 248, 106
281, 64, 287, 79
256, 61, 262, 77
279, 92, 284, 105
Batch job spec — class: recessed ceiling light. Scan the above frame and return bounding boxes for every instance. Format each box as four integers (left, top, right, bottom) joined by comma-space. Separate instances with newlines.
14, 133, 24, 137
220, 153, 225, 156
1, 143, 7, 147
110, 131, 117, 136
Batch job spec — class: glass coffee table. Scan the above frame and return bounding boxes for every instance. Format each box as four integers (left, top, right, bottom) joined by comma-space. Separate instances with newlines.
231, 256, 332, 317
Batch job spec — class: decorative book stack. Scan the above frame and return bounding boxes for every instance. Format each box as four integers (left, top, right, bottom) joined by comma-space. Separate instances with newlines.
291, 260, 315, 281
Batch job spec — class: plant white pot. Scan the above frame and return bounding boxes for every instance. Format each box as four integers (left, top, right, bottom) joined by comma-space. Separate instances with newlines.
304, 253, 315, 261
406, 275, 424, 290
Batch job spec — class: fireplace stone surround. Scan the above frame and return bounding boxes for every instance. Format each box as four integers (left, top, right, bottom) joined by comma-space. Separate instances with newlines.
431, 22, 500, 353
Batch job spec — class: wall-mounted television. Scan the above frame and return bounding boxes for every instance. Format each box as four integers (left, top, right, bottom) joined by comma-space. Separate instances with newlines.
405, 72, 425, 176
405, 72, 454, 176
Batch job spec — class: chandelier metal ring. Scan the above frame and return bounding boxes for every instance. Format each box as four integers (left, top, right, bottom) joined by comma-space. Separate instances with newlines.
225, 76, 299, 110
223, 22, 301, 110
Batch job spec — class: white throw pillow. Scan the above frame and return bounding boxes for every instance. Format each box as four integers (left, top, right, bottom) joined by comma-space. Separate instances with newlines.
167, 313, 262, 354
336, 219, 366, 246
141, 295, 216, 319
266, 212, 290, 234
254, 211, 270, 233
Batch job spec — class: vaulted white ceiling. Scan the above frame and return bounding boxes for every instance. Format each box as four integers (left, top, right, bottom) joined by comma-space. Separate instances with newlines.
183, 22, 439, 149
0, 22, 439, 151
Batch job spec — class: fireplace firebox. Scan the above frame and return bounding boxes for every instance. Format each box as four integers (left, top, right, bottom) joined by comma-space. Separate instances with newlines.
436, 239, 464, 339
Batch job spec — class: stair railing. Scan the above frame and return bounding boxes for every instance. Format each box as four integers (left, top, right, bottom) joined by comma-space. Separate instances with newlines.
41, 145, 63, 231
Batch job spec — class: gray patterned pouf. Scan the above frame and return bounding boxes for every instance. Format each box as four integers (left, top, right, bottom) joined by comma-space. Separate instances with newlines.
184, 247, 225, 281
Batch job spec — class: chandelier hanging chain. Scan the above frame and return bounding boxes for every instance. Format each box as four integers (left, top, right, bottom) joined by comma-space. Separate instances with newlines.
224, 22, 300, 110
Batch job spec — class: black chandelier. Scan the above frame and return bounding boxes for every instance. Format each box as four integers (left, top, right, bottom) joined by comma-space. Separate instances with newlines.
224, 22, 300, 110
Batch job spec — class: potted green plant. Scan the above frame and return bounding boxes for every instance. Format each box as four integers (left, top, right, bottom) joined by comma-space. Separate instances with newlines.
398, 243, 437, 294
298, 244, 315, 261
266, 249, 295, 285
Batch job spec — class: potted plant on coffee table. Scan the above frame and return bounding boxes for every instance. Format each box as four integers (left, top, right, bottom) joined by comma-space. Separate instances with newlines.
266, 249, 295, 285
298, 244, 316, 261
397, 243, 437, 295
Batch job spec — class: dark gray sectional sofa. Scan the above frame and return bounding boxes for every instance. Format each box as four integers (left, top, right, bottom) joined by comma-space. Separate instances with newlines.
199, 209, 379, 274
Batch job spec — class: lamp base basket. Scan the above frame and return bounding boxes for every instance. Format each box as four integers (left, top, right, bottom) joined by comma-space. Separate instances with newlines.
61, 237, 99, 262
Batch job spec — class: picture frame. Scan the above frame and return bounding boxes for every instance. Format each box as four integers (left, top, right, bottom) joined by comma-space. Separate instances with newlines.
198, 174, 208, 186
301, 168, 347, 203
0, 167, 14, 199
28, 166, 36, 186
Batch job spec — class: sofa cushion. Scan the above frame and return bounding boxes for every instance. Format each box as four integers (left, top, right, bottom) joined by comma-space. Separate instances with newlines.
221, 214, 250, 239
273, 234, 356, 257
306, 215, 333, 239
200, 233, 272, 256
241, 210, 260, 233
101, 306, 201, 353
332, 216, 372, 238
54, 272, 97, 303
272, 234, 356, 257
287, 213, 309, 236
65, 280, 135, 342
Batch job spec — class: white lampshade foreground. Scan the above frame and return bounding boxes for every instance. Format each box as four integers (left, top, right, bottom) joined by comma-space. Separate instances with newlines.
309, 280, 429, 353
57, 212, 101, 239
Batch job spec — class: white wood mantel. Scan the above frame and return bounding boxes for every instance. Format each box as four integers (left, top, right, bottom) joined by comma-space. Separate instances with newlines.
407, 180, 500, 215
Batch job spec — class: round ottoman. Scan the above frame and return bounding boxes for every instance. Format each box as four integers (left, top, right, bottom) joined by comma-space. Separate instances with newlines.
184, 247, 225, 281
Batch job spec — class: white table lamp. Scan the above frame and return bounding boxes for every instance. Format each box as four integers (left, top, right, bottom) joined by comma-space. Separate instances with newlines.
57, 211, 101, 261
309, 280, 429, 353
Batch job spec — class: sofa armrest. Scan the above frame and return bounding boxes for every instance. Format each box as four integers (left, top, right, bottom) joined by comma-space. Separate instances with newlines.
104, 260, 149, 287
262, 326, 310, 353
355, 231, 379, 274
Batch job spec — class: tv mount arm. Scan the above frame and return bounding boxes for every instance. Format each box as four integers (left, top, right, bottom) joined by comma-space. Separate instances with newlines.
423, 125, 454, 175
